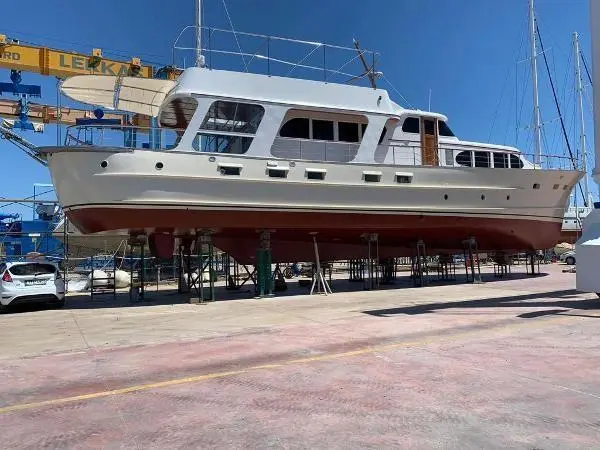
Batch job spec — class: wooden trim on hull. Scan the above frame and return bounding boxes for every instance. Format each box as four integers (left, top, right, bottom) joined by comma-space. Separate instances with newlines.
66, 206, 561, 263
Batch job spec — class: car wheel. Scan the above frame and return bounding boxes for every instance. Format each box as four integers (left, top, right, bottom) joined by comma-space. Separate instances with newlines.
565, 256, 576, 265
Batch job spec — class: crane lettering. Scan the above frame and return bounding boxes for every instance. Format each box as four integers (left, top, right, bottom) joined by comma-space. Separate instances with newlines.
0, 51, 21, 61
59, 55, 134, 76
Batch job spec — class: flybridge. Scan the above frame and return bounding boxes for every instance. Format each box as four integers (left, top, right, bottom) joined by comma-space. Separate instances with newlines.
172, 26, 382, 87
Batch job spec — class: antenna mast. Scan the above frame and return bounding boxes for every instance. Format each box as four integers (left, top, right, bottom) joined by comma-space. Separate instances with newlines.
529, 0, 542, 165
574, 31, 590, 206
195, 0, 205, 67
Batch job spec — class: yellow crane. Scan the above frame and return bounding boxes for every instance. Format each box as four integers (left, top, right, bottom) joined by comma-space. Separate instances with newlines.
0, 34, 180, 80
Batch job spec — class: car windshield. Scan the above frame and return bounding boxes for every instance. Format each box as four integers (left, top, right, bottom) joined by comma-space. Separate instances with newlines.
9, 263, 56, 276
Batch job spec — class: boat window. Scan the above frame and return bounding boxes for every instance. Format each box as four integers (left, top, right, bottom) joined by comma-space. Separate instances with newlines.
379, 127, 388, 144
361, 123, 367, 138
159, 97, 199, 129
455, 150, 473, 167
438, 121, 455, 137
338, 122, 360, 143
201, 101, 264, 134
510, 154, 524, 168
402, 117, 419, 133
312, 120, 334, 141
445, 149, 454, 166
280, 118, 310, 139
197, 135, 254, 154
493, 152, 509, 168
474, 151, 490, 168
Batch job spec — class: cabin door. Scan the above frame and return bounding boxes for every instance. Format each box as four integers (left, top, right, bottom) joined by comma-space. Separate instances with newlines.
420, 118, 439, 166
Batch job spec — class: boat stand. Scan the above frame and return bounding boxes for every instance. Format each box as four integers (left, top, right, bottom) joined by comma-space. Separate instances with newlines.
223, 254, 241, 290
128, 235, 147, 302
437, 254, 456, 281
272, 263, 288, 291
462, 237, 483, 283
255, 231, 274, 297
195, 233, 215, 302
492, 252, 511, 278
348, 259, 365, 282
310, 234, 332, 295
525, 251, 541, 276
411, 240, 429, 287
362, 233, 379, 290
380, 257, 397, 285
177, 238, 194, 294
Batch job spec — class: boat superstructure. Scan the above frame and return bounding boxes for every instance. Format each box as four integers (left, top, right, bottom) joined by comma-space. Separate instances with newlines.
39, 30, 582, 264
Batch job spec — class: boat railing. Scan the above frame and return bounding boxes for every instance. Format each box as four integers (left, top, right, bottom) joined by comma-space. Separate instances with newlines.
271, 137, 359, 163
389, 141, 580, 170
64, 125, 185, 150
172, 26, 380, 86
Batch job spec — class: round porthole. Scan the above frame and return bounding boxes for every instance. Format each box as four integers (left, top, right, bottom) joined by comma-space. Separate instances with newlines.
444, 194, 448, 200
209, 156, 216, 162
289, 161, 296, 167
481, 194, 486, 200
155, 162, 164, 170
100, 160, 108, 168
506, 195, 511, 200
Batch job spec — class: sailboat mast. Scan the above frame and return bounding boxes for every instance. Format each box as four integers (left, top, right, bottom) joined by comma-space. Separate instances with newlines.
574, 32, 590, 206
529, 0, 542, 165
195, 0, 205, 68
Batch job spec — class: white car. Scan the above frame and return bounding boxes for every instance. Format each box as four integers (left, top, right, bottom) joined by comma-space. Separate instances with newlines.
0, 261, 65, 311
559, 250, 576, 265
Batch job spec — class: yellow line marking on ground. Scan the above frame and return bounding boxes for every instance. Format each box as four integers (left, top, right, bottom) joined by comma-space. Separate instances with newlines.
0, 313, 572, 414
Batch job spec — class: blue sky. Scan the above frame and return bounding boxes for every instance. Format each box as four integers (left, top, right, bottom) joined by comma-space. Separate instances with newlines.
0, 0, 593, 217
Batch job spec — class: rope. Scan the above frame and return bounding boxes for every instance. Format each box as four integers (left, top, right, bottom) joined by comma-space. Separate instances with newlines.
379, 74, 414, 109
221, 0, 248, 72
536, 23, 585, 204
580, 50, 593, 86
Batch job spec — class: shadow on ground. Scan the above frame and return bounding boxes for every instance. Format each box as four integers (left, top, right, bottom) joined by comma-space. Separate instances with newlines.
362, 288, 599, 319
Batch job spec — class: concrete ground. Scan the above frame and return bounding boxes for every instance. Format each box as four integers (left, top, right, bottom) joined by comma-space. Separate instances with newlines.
1, 263, 599, 448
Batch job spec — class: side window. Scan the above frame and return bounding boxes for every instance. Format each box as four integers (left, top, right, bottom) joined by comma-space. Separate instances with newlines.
379, 127, 388, 144
438, 121, 455, 137
338, 122, 360, 143
280, 118, 309, 139
455, 150, 473, 167
510, 154, 524, 168
198, 101, 265, 155
493, 153, 508, 168
201, 101, 264, 134
312, 120, 334, 141
445, 149, 454, 166
402, 117, 419, 133
474, 151, 490, 168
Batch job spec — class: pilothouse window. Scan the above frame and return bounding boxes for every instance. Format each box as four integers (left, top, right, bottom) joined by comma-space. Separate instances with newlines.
197, 101, 265, 154
201, 101, 264, 134
438, 121, 455, 137
402, 117, 419, 133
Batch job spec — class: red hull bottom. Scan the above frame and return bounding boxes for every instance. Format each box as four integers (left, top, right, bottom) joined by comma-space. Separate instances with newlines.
67, 207, 561, 264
